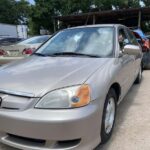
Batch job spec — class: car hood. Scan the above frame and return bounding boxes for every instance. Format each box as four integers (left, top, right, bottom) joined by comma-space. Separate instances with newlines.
0, 56, 109, 97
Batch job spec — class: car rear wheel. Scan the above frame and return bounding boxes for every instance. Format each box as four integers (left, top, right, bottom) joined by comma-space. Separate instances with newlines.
100, 88, 117, 144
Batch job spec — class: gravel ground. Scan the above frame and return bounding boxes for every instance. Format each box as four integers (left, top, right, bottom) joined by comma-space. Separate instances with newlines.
96, 70, 150, 150
1, 71, 150, 150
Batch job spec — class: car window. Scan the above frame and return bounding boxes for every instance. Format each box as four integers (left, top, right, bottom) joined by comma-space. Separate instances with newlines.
0, 38, 22, 45
6, 38, 16, 43
127, 29, 139, 46
0, 38, 11, 45
9, 38, 18, 42
19, 36, 49, 45
36, 27, 114, 57
0, 38, 8, 42
118, 28, 129, 50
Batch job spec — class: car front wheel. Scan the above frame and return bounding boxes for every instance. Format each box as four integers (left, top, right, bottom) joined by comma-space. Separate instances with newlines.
101, 88, 117, 144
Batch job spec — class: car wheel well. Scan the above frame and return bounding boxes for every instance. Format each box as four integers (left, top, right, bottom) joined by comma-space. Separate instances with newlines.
110, 83, 121, 102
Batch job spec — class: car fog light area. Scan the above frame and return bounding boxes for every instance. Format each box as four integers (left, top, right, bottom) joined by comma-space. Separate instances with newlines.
35, 85, 91, 109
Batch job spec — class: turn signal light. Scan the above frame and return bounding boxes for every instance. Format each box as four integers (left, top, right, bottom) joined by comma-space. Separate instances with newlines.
71, 85, 91, 107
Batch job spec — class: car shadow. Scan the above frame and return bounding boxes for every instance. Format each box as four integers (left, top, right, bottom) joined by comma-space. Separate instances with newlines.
95, 77, 144, 150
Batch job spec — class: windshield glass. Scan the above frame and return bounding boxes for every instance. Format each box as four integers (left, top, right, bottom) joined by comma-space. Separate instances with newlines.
0, 38, 23, 45
36, 27, 114, 57
19, 36, 49, 45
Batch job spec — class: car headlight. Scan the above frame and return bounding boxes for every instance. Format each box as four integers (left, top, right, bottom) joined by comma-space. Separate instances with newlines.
35, 85, 91, 109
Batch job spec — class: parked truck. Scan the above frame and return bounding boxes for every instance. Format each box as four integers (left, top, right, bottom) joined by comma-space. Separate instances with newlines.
0, 23, 27, 39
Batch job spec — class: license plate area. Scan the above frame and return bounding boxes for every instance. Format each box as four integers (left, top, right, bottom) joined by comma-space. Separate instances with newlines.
7, 50, 20, 57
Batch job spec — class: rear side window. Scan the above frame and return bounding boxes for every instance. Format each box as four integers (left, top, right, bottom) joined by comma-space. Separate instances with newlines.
126, 28, 139, 45
19, 36, 49, 44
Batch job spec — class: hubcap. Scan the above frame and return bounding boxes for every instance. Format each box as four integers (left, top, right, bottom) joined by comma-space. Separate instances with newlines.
105, 97, 115, 134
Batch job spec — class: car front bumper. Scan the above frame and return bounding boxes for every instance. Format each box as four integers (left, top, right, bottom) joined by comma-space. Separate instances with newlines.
0, 100, 102, 150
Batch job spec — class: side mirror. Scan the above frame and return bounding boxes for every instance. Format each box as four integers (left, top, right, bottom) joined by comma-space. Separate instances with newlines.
123, 44, 141, 55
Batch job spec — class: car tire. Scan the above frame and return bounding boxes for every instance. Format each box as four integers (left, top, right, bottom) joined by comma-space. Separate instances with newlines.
100, 88, 117, 144
145, 64, 150, 70
135, 66, 142, 84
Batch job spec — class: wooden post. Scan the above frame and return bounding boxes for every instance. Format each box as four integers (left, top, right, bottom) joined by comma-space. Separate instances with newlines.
53, 19, 56, 32
57, 20, 60, 30
138, 10, 141, 28
93, 15, 96, 24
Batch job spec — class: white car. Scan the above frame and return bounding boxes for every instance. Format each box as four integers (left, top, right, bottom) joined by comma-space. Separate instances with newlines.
0, 35, 50, 65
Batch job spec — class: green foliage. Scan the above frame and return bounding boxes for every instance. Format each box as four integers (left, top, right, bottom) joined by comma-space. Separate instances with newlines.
60, 0, 90, 14
143, 0, 150, 6
0, 0, 31, 25
30, 0, 61, 34
16, 0, 31, 24
0, 0, 17, 24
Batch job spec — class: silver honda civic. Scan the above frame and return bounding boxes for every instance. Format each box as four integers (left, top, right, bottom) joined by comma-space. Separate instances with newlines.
0, 24, 142, 150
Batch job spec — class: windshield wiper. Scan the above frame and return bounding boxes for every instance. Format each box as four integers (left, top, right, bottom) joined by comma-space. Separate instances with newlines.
50, 52, 101, 58
33, 53, 48, 57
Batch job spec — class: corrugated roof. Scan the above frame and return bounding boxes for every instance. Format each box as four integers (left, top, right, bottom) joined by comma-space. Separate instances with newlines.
54, 7, 150, 27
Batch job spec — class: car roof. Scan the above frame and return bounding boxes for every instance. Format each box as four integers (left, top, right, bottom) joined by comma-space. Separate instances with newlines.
0, 37, 22, 40
33, 35, 50, 38
67, 24, 125, 30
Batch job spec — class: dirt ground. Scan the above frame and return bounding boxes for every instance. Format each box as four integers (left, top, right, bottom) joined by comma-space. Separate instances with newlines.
1, 71, 150, 150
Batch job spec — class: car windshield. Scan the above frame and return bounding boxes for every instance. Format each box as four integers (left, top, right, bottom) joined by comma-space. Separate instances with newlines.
19, 36, 49, 45
36, 27, 114, 57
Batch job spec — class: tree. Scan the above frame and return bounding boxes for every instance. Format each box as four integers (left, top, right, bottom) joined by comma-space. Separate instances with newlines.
0, 0, 18, 24
61, 0, 90, 15
143, 0, 150, 6
16, 0, 31, 25
29, 0, 109, 34
29, 0, 61, 34
29, 0, 149, 34
0, 0, 31, 25
93, 0, 140, 10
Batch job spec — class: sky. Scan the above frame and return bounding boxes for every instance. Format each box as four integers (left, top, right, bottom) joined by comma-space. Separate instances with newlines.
16, 0, 35, 5
27, 0, 35, 5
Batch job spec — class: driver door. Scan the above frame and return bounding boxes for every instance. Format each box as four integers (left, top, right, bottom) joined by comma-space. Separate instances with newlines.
118, 27, 135, 98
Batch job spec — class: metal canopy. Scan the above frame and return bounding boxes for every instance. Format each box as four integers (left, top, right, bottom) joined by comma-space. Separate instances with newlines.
54, 7, 150, 29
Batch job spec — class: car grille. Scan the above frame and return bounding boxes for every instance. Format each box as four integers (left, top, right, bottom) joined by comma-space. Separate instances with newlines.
0, 93, 35, 111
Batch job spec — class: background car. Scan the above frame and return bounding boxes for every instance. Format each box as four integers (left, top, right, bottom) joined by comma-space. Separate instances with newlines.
133, 29, 150, 52
133, 29, 150, 69
0, 35, 50, 65
0, 37, 24, 46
